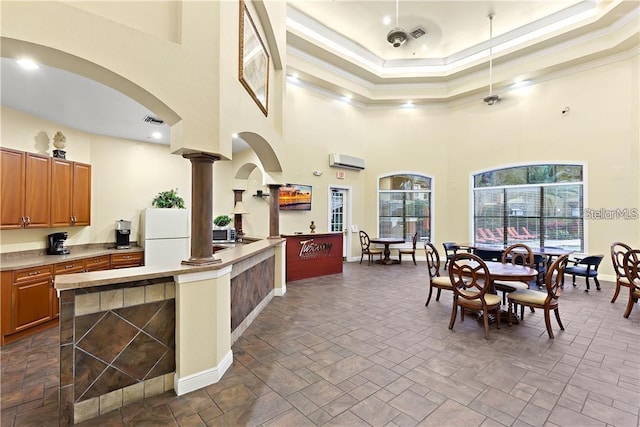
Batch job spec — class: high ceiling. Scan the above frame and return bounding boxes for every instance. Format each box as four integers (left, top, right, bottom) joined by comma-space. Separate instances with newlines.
1, 1, 638, 146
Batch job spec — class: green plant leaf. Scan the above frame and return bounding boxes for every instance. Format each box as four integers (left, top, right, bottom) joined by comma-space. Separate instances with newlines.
152, 188, 185, 209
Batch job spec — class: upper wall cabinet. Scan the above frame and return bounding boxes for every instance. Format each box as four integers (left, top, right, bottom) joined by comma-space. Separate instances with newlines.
51, 159, 91, 227
1, 148, 51, 229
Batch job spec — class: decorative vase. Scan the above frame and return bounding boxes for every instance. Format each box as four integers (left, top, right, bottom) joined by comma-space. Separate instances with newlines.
309, 221, 316, 233
53, 131, 67, 159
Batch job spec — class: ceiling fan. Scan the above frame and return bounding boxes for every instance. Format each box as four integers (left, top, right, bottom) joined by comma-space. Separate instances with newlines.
483, 14, 500, 105
386, 0, 408, 48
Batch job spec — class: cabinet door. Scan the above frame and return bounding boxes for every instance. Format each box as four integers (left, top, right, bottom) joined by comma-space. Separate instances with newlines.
51, 158, 73, 227
24, 153, 51, 228
12, 267, 53, 332
1, 148, 26, 229
72, 162, 91, 226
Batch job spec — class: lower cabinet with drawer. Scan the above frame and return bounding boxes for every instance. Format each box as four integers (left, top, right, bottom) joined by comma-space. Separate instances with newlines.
111, 252, 144, 269
1, 266, 56, 345
1, 251, 142, 345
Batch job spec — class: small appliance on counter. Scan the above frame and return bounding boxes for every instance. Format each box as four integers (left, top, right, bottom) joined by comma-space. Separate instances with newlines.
115, 219, 132, 249
48, 232, 70, 255
212, 228, 236, 244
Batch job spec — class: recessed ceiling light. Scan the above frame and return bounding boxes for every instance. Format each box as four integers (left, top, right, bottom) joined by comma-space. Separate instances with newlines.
404, 100, 414, 107
16, 58, 39, 70
151, 132, 162, 139
383, 16, 391, 25
232, 133, 239, 138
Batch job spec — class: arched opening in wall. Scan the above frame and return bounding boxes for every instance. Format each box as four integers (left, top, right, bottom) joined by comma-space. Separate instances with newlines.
1, 38, 181, 147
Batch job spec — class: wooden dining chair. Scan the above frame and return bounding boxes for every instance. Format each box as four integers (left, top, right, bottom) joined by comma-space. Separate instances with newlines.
506, 254, 569, 338
359, 231, 382, 265
494, 243, 535, 304
448, 253, 501, 340
610, 242, 633, 303
424, 242, 454, 306
622, 249, 640, 318
399, 232, 418, 265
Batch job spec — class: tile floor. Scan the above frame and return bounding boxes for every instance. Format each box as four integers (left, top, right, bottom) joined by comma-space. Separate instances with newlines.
1, 261, 639, 426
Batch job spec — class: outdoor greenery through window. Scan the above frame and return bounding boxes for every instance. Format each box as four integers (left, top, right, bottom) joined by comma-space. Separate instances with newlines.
378, 174, 431, 242
473, 164, 584, 251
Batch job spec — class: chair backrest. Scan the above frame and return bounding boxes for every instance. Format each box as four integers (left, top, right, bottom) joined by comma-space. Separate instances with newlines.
448, 252, 491, 301
442, 242, 459, 256
424, 242, 441, 279
410, 232, 418, 249
474, 248, 502, 261
544, 254, 569, 300
623, 249, 640, 289
611, 242, 633, 279
359, 231, 371, 250
578, 255, 604, 269
502, 243, 535, 268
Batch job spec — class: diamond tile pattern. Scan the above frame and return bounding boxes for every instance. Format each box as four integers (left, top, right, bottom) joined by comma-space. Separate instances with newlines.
74, 299, 175, 402
2, 262, 640, 426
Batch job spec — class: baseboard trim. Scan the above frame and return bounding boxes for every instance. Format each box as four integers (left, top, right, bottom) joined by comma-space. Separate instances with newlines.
174, 350, 233, 396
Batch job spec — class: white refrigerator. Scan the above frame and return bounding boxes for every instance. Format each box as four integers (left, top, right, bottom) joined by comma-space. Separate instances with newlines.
141, 208, 190, 267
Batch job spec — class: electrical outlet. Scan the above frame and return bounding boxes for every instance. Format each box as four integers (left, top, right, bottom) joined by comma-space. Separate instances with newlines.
351, 225, 358, 232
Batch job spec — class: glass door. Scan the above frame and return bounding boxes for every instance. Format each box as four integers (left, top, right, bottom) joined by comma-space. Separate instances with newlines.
329, 187, 349, 259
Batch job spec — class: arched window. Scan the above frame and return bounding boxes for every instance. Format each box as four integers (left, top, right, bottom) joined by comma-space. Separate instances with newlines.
473, 164, 584, 251
378, 173, 432, 242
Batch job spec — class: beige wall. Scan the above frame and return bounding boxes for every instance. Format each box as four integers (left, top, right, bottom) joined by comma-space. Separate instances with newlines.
0, 107, 191, 253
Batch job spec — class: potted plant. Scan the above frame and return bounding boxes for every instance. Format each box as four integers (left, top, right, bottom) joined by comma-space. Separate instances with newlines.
152, 188, 185, 209
213, 214, 233, 228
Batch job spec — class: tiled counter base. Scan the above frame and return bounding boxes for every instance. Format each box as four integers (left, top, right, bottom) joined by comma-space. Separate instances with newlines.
59, 277, 176, 425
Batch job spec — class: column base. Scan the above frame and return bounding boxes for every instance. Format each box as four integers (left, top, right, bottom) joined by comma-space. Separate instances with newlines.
181, 257, 222, 266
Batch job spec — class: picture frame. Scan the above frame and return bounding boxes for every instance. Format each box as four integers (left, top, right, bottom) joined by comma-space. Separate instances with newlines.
279, 184, 312, 211
239, 0, 269, 116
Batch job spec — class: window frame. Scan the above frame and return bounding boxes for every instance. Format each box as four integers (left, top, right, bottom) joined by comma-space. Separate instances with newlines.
377, 172, 434, 247
470, 163, 586, 252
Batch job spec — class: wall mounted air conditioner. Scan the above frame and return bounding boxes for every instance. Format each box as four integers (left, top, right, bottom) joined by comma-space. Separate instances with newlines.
329, 153, 365, 170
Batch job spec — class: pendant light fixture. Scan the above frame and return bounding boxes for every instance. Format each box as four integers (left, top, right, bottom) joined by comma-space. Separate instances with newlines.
387, 0, 408, 48
483, 14, 500, 105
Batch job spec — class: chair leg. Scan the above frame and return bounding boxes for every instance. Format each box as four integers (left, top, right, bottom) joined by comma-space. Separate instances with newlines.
425, 286, 433, 307
611, 281, 621, 303
623, 289, 635, 318
554, 307, 564, 330
495, 306, 501, 330
482, 311, 491, 340
520, 304, 524, 320
449, 301, 458, 330
585, 276, 590, 292
398, 253, 402, 264
435, 288, 442, 301
360, 253, 364, 264
544, 308, 555, 339
412, 253, 416, 266
594, 277, 601, 291
507, 301, 513, 326
572, 275, 576, 287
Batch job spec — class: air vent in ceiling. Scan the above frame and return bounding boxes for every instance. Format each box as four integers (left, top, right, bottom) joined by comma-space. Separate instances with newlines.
410, 27, 426, 39
142, 115, 164, 125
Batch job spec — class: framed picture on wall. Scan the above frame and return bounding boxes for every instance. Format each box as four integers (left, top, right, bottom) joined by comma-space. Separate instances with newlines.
279, 184, 312, 211
239, 0, 269, 116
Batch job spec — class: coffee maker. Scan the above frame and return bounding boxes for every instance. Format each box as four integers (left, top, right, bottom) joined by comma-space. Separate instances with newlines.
48, 232, 70, 255
115, 220, 131, 249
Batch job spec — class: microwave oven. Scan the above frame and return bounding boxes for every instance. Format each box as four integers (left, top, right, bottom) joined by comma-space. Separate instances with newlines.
213, 228, 236, 243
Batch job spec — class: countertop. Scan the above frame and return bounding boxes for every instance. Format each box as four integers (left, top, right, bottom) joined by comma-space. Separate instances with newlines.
0, 245, 143, 272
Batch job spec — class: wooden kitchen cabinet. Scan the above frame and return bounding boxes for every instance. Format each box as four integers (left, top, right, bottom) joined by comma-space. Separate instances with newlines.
1, 148, 51, 229
110, 252, 144, 269
51, 158, 91, 227
11, 266, 54, 334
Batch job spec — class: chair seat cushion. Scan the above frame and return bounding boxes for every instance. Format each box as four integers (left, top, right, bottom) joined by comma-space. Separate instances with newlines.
399, 249, 415, 254
619, 277, 631, 286
431, 276, 453, 288
565, 266, 597, 277
366, 249, 383, 254
494, 280, 529, 291
458, 290, 501, 307
508, 289, 547, 305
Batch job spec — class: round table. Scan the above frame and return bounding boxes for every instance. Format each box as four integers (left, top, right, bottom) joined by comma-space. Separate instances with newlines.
370, 237, 405, 265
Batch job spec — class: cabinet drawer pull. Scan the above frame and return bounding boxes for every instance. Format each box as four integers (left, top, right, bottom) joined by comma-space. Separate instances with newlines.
25, 216, 31, 226
65, 265, 75, 269
92, 260, 101, 263
123, 255, 133, 259
28, 271, 40, 276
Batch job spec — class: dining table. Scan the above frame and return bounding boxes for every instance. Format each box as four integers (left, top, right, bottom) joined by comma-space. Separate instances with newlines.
370, 237, 405, 265
457, 259, 538, 324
